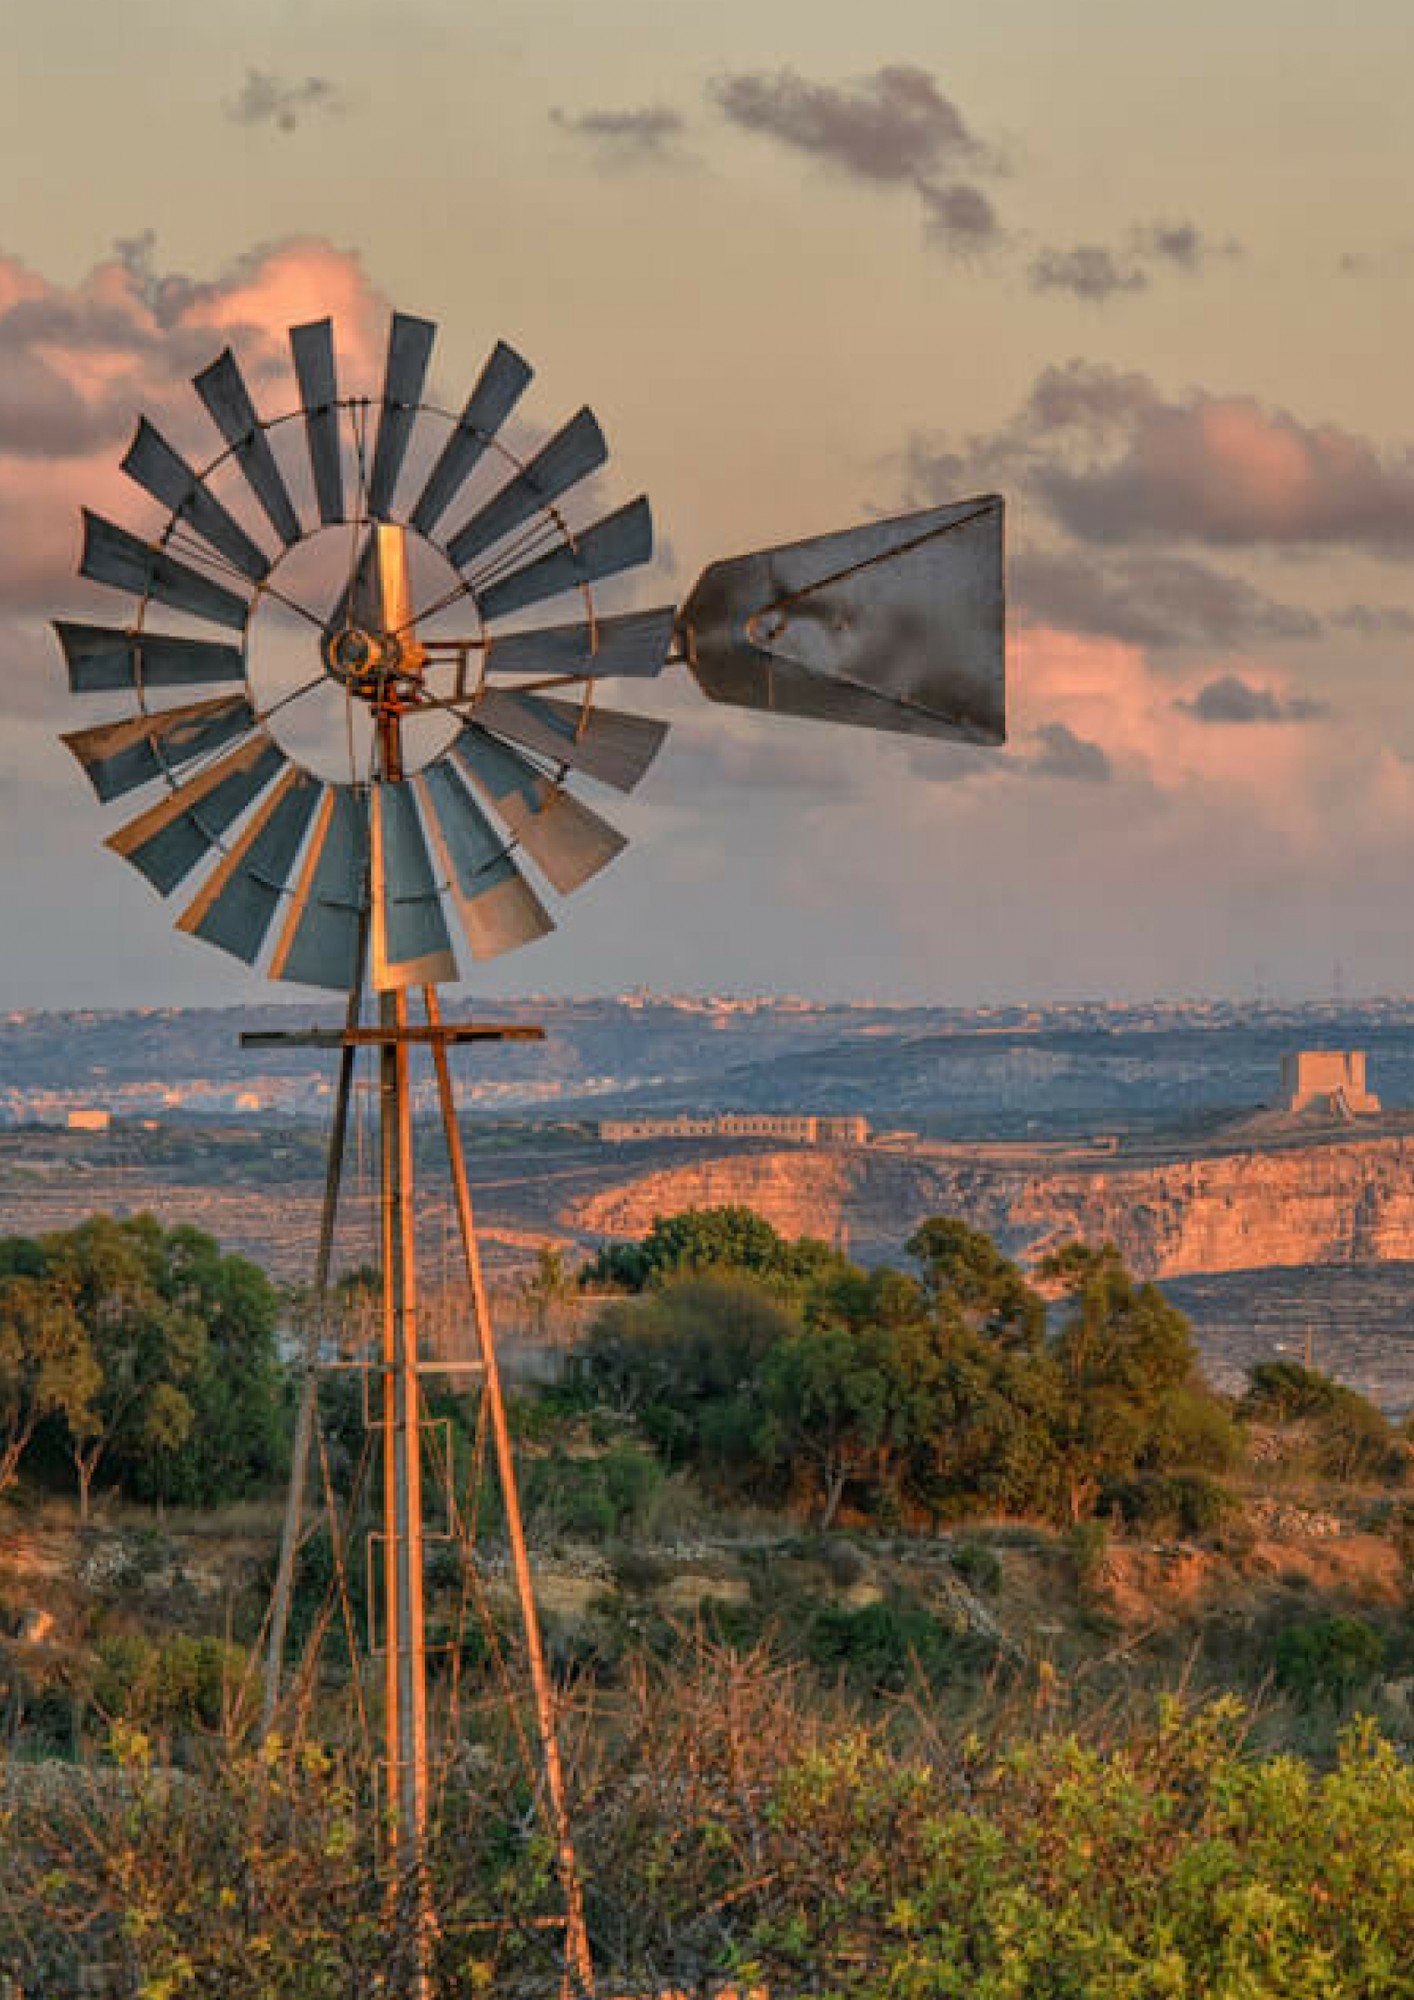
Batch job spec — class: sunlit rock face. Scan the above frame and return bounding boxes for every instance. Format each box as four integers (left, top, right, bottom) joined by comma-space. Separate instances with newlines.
568, 1136, 1414, 1280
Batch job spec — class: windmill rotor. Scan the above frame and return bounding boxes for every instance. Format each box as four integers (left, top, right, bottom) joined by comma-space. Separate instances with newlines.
59, 310, 677, 996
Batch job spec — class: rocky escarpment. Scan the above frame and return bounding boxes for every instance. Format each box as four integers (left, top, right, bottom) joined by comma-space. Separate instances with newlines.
566, 1136, 1414, 1280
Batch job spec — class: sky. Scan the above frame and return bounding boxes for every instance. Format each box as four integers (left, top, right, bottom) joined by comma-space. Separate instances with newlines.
3, 0, 1414, 1009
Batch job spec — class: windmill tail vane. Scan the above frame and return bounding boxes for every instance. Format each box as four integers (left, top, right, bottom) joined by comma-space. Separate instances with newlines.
52, 306, 1007, 1994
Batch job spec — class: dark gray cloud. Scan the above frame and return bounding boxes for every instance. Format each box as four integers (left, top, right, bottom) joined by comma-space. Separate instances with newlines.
1130, 221, 1242, 270
710, 64, 1002, 254
917, 180, 1001, 252
1177, 675, 1328, 724
710, 63, 978, 182
226, 69, 344, 133
1029, 245, 1148, 303
1026, 722, 1112, 781
1013, 548, 1321, 650
1332, 603, 1414, 636
1029, 222, 1240, 303
550, 104, 686, 163
927, 359, 1414, 554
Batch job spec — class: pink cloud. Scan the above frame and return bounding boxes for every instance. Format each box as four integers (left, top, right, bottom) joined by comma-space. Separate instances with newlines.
0, 236, 388, 638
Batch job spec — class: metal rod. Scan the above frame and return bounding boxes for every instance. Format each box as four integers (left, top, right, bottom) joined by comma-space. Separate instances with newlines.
260, 968, 363, 1739
241, 1024, 544, 1049
377, 705, 433, 1997
423, 983, 594, 1997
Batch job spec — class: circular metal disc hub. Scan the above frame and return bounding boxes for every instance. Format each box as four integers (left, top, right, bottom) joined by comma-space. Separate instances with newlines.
322, 624, 405, 699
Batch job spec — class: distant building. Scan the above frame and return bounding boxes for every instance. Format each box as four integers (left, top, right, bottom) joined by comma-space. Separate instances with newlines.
66, 1107, 111, 1132
1279, 1050, 1380, 1118
599, 1112, 870, 1146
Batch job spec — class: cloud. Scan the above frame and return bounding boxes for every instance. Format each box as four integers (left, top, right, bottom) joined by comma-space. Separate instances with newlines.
1025, 720, 1112, 780
1029, 244, 1148, 302
1029, 221, 1240, 303
550, 103, 686, 164
226, 69, 344, 133
1177, 675, 1328, 724
917, 181, 1002, 253
0, 235, 387, 625
1331, 603, 1414, 636
1013, 548, 1321, 650
710, 63, 978, 182
710, 63, 1002, 254
925, 359, 1414, 554
1130, 220, 1242, 270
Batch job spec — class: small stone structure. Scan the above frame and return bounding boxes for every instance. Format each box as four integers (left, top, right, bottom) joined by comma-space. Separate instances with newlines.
1278, 1050, 1380, 1119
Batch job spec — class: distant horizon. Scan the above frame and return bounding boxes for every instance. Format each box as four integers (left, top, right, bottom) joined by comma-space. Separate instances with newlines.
7, 985, 1414, 1022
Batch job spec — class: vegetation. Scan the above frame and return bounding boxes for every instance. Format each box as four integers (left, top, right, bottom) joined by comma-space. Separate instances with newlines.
0, 1214, 285, 1516
8, 1660, 1414, 1997
4, 1201, 1414, 1996
575, 1215, 1248, 1531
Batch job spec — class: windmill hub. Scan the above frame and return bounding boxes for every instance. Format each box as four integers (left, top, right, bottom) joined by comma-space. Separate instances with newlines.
322, 622, 410, 697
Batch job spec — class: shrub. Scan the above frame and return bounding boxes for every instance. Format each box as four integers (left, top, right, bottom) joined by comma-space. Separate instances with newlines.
806, 1593, 990, 1692
526, 1443, 664, 1541
1103, 1470, 1237, 1538
1274, 1614, 1386, 1708
94, 1631, 243, 1732
950, 1538, 1003, 1596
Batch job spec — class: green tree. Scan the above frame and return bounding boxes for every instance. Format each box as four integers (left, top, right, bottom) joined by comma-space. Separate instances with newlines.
761, 1311, 929, 1529
37, 1215, 200, 1519
907, 1215, 1046, 1351
1041, 1240, 1210, 1522
584, 1205, 844, 1297
0, 1273, 98, 1495
581, 1275, 796, 1474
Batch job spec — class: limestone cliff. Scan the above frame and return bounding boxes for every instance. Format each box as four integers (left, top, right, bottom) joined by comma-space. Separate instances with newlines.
566, 1136, 1414, 1280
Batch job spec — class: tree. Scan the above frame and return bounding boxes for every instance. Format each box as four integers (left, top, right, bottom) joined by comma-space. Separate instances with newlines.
584, 1205, 845, 1297
907, 1216, 1046, 1351
760, 1289, 937, 1529
523, 1243, 575, 1340
581, 1276, 797, 1473
1040, 1241, 1208, 1522
41, 1215, 204, 1520
0, 1274, 97, 1495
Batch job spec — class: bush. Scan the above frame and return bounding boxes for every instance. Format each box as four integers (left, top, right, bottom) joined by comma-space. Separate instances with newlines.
1242, 1360, 1405, 1486
1103, 1470, 1237, 1538
950, 1538, 1003, 1596
806, 1593, 990, 1692
1274, 1614, 1386, 1708
94, 1631, 244, 1732
526, 1443, 664, 1541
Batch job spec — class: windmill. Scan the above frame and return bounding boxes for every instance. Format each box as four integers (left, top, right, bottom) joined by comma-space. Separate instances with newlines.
55, 310, 1005, 1994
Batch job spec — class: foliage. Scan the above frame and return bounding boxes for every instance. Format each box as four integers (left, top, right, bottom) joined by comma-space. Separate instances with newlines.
0, 1215, 287, 1515
0, 1269, 97, 1494
1273, 1614, 1387, 1709
580, 1212, 1244, 1532
907, 1214, 1046, 1350
525, 1441, 664, 1541
583, 1203, 845, 1296
951, 1537, 1003, 1595
93, 1632, 246, 1734
577, 1275, 798, 1475
11, 1661, 1414, 2000
805, 1591, 993, 1692
1243, 1359, 1406, 1485
1102, 1469, 1237, 1538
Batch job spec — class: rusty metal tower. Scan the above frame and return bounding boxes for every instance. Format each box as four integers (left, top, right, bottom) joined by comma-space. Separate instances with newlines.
54, 311, 1007, 1993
